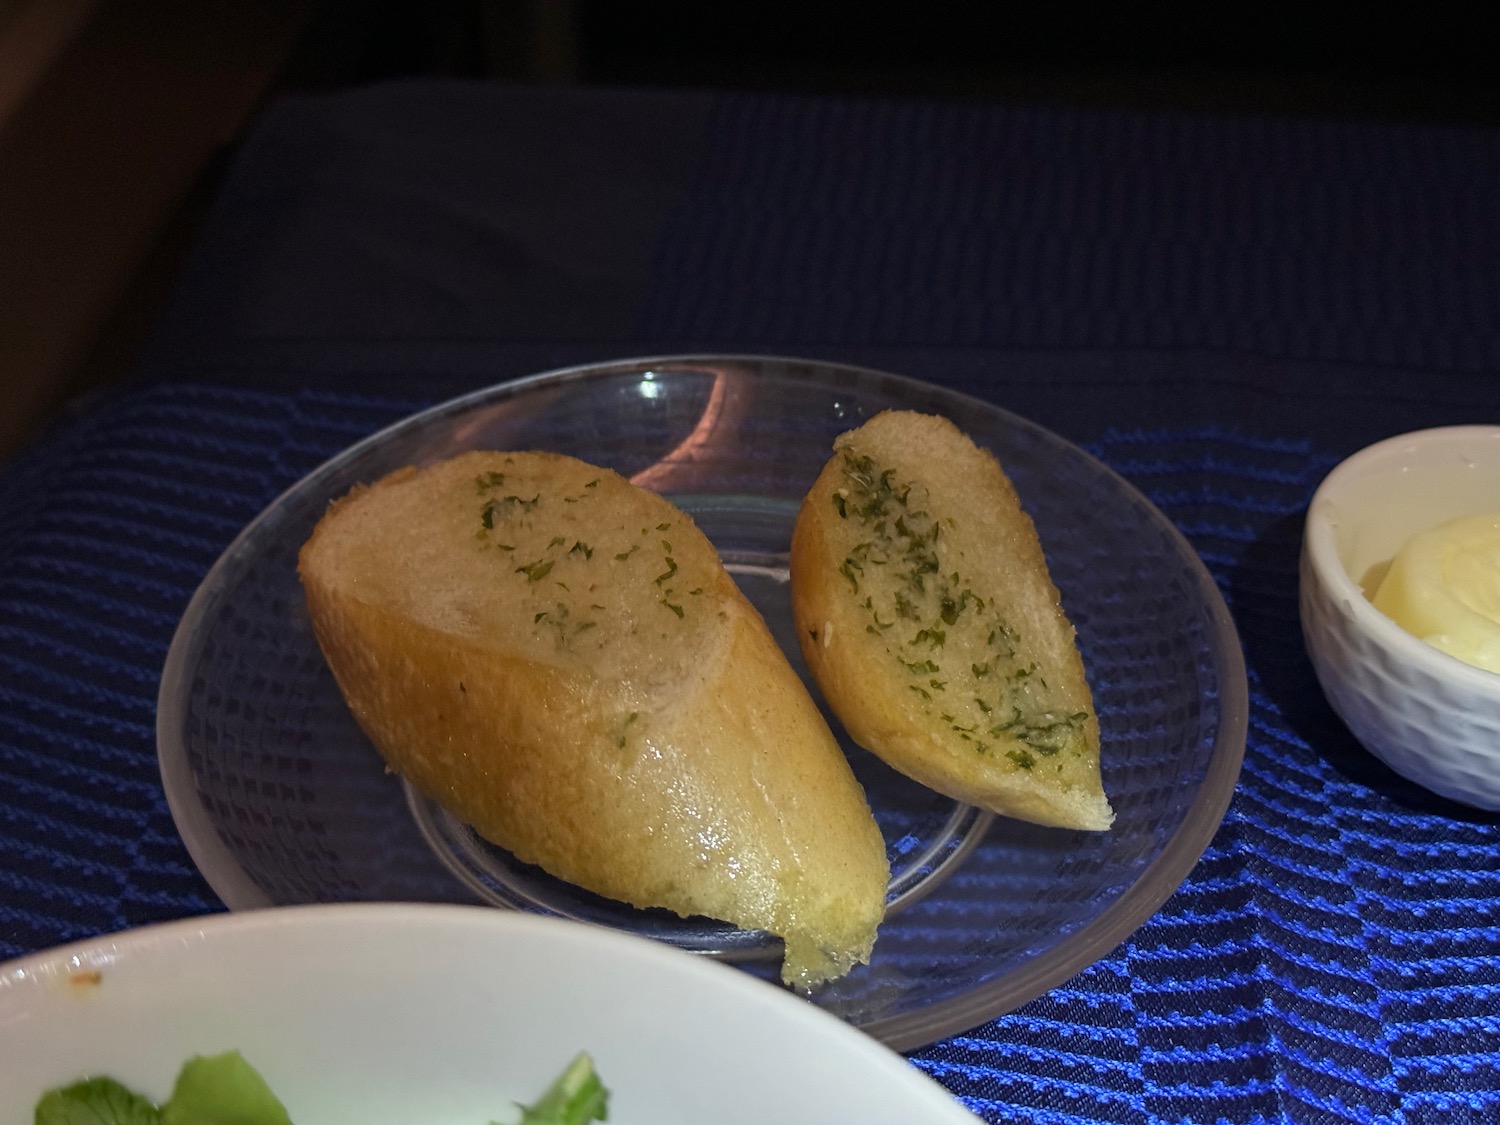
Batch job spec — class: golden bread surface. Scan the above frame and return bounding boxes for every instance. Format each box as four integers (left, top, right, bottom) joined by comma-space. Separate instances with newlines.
790, 411, 1113, 831
298, 450, 889, 986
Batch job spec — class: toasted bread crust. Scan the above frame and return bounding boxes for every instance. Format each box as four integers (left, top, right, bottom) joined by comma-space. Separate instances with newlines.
790, 412, 1113, 831
299, 450, 889, 986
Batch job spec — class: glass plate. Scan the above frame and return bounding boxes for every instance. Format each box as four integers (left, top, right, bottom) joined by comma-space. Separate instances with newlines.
157, 355, 1247, 1051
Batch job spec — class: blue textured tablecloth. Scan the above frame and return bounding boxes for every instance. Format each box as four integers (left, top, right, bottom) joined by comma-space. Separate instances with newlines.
5, 81, 1500, 1122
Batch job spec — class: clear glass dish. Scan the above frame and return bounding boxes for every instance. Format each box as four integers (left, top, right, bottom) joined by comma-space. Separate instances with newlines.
157, 355, 1247, 1051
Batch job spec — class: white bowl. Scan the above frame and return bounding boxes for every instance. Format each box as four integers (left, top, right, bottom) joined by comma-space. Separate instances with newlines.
0, 904, 978, 1124
1300, 425, 1500, 809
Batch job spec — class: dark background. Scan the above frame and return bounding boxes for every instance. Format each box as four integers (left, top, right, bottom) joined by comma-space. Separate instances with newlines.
314, 1, 1500, 121
2, 0, 1496, 464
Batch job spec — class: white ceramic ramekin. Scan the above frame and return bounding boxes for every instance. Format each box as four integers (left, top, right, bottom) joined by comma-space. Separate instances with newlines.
1300, 425, 1500, 809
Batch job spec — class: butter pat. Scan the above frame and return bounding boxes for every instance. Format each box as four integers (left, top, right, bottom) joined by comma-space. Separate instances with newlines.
1372, 512, 1500, 673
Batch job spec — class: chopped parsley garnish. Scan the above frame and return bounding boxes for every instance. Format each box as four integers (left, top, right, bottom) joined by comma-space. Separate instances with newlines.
834, 446, 1090, 766
517, 559, 555, 583
481, 493, 540, 528
614, 711, 639, 747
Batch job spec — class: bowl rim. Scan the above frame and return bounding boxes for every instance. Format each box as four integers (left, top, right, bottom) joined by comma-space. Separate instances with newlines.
0, 902, 979, 1124
1302, 424, 1500, 696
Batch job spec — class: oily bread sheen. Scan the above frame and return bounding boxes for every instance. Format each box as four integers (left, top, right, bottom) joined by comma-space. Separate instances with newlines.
790, 411, 1113, 831
298, 450, 889, 987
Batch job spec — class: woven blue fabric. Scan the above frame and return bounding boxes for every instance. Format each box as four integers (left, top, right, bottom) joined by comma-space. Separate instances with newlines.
637, 96, 1500, 375
909, 426, 1500, 1124
4, 382, 1498, 1124
7, 82, 1500, 1123
0, 386, 414, 952
135, 83, 1500, 384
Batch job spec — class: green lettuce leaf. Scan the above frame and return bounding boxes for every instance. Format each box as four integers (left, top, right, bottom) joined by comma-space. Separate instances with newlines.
35, 1047, 609, 1125
159, 1052, 294, 1125
34, 1076, 162, 1125
506, 1052, 609, 1125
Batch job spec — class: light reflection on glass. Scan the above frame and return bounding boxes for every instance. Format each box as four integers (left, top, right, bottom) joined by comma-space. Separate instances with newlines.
631, 370, 739, 491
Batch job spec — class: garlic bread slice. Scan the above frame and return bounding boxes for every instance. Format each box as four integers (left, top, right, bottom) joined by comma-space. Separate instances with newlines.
299, 450, 890, 986
791, 411, 1112, 831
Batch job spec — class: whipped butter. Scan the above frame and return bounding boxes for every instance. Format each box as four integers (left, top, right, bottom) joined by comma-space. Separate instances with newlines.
1371, 512, 1500, 673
